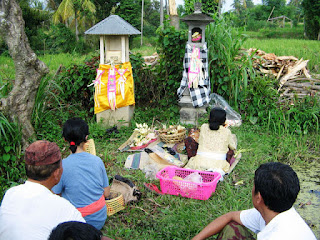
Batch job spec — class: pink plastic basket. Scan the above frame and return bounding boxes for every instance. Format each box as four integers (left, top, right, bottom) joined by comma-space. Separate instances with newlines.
156, 166, 221, 200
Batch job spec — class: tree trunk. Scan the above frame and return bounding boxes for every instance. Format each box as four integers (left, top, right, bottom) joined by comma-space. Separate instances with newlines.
160, 0, 163, 26
141, 0, 144, 46
75, 11, 79, 41
0, 0, 49, 147
169, 0, 179, 30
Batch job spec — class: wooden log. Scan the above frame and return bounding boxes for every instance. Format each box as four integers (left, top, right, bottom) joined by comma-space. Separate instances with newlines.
259, 68, 274, 74
278, 59, 309, 91
283, 82, 320, 90
302, 67, 311, 79
277, 56, 298, 61
276, 65, 285, 80
288, 78, 320, 82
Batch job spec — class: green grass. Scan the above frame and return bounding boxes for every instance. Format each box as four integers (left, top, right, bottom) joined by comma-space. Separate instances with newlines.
39, 52, 94, 74
91, 115, 320, 239
0, 52, 93, 78
240, 25, 305, 39
0, 52, 94, 97
242, 38, 320, 73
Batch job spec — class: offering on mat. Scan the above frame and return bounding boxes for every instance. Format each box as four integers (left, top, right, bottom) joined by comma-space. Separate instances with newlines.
159, 125, 186, 135
130, 123, 157, 149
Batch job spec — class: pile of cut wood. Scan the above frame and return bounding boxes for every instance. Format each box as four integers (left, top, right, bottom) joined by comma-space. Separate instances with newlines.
246, 48, 320, 101
142, 52, 159, 68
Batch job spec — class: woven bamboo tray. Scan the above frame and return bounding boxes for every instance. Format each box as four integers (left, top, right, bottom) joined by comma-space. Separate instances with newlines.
84, 139, 96, 156
159, 129, 186, 144
106, 191, 125, 216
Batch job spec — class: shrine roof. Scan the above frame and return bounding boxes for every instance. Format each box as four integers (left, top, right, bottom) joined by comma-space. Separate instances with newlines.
181, 13, 214, 23
85, 15, 141, 35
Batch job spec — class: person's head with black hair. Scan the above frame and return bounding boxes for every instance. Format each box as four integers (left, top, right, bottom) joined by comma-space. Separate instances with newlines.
49, 221, 101, 240
253, 162, 300, 213
62, 118, 89, 153
208, 107, 226, 130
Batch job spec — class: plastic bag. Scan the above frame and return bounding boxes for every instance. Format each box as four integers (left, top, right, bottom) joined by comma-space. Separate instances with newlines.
184, 172, 203, 183
142, 163, 160, 180
209, 93, 242, 127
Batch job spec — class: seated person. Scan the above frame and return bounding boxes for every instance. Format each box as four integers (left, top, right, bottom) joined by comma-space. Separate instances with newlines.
52, 118, 110, 230
185, 107, 237, 173
192, 162, 317, 240
49, 221, 113, 240
0, 140, 85, 240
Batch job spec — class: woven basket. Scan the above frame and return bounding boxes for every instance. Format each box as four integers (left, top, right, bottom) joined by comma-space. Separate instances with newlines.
106, 191, 125, 216
84, 139, 96, 156
159, 129, 186, 144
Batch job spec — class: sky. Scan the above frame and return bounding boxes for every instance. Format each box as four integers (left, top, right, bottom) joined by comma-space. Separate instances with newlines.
175, 0, 263, 13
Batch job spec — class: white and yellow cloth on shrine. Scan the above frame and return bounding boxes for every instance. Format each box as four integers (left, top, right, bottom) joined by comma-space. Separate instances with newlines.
93, 62, 135, 114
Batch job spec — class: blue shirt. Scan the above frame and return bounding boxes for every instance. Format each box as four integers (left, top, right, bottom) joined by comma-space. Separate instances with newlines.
52, 152, 109, 230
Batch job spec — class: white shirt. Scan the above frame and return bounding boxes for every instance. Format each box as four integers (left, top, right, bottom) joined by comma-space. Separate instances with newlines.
240, 207, 316, 240
0, 181, 85, 240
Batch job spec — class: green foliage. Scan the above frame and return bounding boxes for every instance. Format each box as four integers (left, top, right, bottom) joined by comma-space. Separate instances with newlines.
131, 21, 187, 108
206, 15, 254, 107
227, 0, 304, 31
26, 22, 92, 55
56, 55, 99, 116
0, 56, 15, 98
262, 0, 287, 16
32, 75, 64, 131
91, 0, 118, 21
0, 113, 24, 199
155, 22, 187, 106
115, 0, 141, 29
37, 24, 77, 54
184, 0, 219, 15
255, 25, 304, 39
131, 36, 158, 51
238, 75, 320, 134
302, 0, 320, 40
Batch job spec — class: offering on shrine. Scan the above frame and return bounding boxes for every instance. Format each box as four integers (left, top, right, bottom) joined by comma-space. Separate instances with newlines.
192, 32, 201, 42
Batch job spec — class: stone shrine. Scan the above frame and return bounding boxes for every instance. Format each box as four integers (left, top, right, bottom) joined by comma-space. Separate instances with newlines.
85, 15, 140, 127
177, 2, 214, 125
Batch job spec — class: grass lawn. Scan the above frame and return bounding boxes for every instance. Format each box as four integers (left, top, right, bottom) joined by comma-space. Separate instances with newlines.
89, 116, 320, 239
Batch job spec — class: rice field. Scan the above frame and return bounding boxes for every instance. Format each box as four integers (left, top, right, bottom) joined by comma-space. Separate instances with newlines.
242, 38, 320, 73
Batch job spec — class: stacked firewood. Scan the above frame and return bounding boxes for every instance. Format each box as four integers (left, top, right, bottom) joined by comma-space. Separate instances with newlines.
142, 52, 159, 68
246, 48, 320, 101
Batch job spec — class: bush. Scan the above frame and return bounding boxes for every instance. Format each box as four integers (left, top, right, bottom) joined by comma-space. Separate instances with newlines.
131, 21, 187, 109
246, 20, 269, 31
0, 113, 24, 199
32, 24, 92, 55
206, 15, 255, 107
55, 55, 99, 116
238, 75, 320, 134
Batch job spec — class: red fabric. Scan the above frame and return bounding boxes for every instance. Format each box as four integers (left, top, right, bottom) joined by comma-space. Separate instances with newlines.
77, 195, 105, 217
184, 136, 199, 159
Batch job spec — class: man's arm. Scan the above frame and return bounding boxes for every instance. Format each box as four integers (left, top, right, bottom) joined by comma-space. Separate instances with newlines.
192, 211, 242, 240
